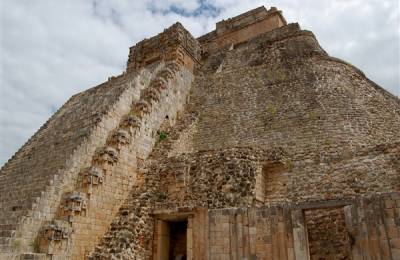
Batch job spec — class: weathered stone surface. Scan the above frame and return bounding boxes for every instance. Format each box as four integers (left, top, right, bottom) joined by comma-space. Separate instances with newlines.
1, 5, 399, 260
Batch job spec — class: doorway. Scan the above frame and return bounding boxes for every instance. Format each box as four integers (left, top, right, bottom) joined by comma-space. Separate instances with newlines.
168, 220, 187, 260
154, 218, 188, 260
304, 207, 352, 260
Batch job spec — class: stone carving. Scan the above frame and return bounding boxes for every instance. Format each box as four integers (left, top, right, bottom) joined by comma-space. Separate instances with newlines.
167, 62, 180, 73
132, 100, 151, 115
142, 88, 161, 103
81, 166, 103, 194
121, 114, 141, 129
151, 78, 167, 92
62, 191, 87, 222
159, 68, 174, 81
94, 146, 119, 165
110, 129, 130, 146
39, 220, 72, 254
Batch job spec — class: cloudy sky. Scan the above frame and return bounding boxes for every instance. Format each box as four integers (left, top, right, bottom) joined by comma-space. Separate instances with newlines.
0, 0, 399, 166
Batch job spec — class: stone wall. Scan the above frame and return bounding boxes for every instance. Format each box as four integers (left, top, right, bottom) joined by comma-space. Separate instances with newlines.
127, 23, 200, 72
192, 23, 400, 160
88, 147, 284, 259
304, 208, 351, 259
2, 6, 399, 260
91, 192, 399, 259
199, 6, 286, 54
207, 193, 399, 259
180, 23, 400, 203
150, 148, 285, 209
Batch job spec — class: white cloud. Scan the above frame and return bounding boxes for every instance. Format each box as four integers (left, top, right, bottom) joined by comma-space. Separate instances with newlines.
0, 0, 399, 166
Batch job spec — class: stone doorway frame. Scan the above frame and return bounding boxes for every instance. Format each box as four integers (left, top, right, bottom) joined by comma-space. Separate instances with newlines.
152, 211, 194, 260
291, 199, 354, 260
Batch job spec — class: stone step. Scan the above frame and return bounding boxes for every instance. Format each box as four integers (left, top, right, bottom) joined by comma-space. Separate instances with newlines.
0, 236, 11, 246
0, 229, 15, 238
0, 224, 17, 230
19, 253, 48, 260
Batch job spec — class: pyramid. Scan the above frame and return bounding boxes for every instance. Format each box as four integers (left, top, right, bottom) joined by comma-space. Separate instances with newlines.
1, 6, 399, 260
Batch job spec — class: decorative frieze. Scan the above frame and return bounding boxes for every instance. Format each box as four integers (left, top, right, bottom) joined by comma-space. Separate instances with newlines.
81, 166, 103, 194
94, 146, 119, 165
39, 220, 72, 254
159, 68, 175, 81
167, 62, 180, 73
133, 100, 151, 115
121, 114, 141, 129
110, 129, 130, 146
142, 88, 161, 103
62, 191, 88, 222
151, 78, 167, 92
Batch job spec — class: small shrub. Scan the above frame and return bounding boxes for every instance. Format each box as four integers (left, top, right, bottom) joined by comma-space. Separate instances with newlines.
159, 132, 168, 141
12, 239, 21, 250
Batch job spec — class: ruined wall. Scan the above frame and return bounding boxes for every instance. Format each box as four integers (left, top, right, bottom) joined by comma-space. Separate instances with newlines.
207, 193, 399, 260
88, 147, 283, 259
176, 23, 400, 202
2, 6, 400, 260
91, 191, 400, 259
127, 22, 200, 73
199, 7, 286, 54
150, 148, 285, 209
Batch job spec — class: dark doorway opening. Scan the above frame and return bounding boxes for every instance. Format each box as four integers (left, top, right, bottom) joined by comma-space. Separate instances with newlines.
168, 220, 187, 260
304, 207, 352, 260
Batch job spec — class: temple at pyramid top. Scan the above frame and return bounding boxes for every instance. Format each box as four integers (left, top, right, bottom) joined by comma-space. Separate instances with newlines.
127, 6, 287, 72
199, 6, 286, 52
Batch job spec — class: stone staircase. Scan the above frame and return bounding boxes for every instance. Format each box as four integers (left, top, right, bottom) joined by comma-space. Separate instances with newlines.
30, 61, 187, 259
0, 225, 16, 255
0, 68, 152, 259
88, 71, 206, 259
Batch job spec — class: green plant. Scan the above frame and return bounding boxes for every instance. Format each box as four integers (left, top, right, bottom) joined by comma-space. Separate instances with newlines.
308, 111, 317, 120
159, 131, 168, 141
29, 239, 40, 252
267, 104, 277, 119
12, 239, 21, 250
284, 159, 294, 170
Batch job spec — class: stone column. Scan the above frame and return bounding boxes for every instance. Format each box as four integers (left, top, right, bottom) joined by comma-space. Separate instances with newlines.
291, 209, 309, 260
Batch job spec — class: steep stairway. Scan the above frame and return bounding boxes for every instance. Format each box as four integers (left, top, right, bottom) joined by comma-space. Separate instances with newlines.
32, 61, 188, 259
88, 70, 207, 259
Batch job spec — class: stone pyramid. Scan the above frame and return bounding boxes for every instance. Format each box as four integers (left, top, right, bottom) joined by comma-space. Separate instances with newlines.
1, 6, 399, 260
